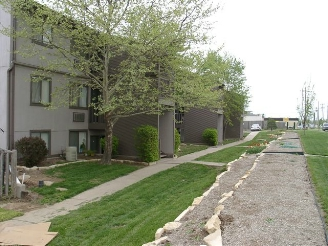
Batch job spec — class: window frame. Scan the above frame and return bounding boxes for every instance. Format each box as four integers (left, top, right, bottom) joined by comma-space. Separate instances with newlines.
32, 24, 53, 47
69, 85, 88, 109
30, 130, 51, 155
30, 75, 52, 106
69, 130, 88, 153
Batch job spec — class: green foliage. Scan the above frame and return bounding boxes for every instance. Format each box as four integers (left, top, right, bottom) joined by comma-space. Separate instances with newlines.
197, 146, 248, 163
202, 128, 218, 146
245, 146, 266, 154
100, 136, 119, 156
177, 144, 208, 157
299, 130, 328, 226
15, 137, 48, 167
33, 162, 139, 204
0, 208, 23, 222
135, 125, 159, 162
48, 163, 225, 245
267, 118, 277, 130
174, 129, 181, 155
299, 130, 328, 156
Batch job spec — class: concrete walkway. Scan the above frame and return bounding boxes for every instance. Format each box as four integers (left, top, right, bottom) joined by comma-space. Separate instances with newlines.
0, 132, 259, 229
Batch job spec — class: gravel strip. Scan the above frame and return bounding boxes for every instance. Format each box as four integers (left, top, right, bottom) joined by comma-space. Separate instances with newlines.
158, 132, 327, 246
221, 152, 326, 246
161, 155, 258, 246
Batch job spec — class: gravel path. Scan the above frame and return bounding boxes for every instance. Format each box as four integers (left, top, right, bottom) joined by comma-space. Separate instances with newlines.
158, 132, 327, 246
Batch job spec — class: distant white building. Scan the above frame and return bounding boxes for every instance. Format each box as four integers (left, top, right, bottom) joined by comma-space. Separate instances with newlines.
243, 112, 264, 130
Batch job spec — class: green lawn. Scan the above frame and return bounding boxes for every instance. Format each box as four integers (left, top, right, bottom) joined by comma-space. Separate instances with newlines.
177, 144, 208, 157
32, 162, 141, 204
299, 129, 328, 225
299, 129, 328, 156
196, 130, 282, 163
0, 208, 23, 222
196, 146, 248, 163
48, 163, 225, 246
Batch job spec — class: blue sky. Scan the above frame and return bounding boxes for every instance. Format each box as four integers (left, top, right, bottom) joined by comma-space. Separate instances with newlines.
210, 0, 328, 118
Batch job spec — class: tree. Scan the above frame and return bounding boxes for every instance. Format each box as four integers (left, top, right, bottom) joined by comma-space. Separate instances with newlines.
267, 118, 277, 131
297, 82, 315, 132
198, 50, 250, 137
0, 0, 221, 164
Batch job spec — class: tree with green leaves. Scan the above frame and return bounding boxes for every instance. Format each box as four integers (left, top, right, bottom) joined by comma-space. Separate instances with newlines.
267, 118, 277, 131
297, 82, 315, 132
198, 49, 249, 137
0, 0, 221, 164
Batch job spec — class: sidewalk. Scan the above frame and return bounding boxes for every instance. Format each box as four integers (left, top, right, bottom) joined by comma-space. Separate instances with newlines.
0, 132, 259, 229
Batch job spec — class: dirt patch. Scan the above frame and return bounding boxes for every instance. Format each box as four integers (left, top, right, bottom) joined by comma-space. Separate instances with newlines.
0, 167, 63, 213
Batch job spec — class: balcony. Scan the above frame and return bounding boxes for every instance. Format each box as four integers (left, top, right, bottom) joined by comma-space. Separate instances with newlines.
88, 108, 105, 130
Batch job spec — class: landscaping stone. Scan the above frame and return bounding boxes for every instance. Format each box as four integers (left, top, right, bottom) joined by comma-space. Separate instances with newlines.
55, 188, 67, 192
205, 214, 221, 234
163, 222, 181, 232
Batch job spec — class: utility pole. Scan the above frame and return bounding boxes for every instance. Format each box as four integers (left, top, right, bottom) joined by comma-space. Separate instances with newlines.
321, 103, 325, 121
318, 101, 320, 129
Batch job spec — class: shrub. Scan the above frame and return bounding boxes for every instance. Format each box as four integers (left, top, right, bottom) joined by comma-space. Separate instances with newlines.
175, 129, 181, 154
135, 125, 159, 162
100, 136, 119, 156
202, 128, 218, 146
246, 146, 266, 154
15, 137, 48, 167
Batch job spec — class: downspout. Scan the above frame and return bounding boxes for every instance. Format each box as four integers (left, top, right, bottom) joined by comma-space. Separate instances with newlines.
7, 16, 16, 150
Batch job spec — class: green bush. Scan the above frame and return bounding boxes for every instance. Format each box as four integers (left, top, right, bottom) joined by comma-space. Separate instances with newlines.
100, 136, 119, 156
175, 129, 181, 154
246, 146, 266, 154
15, 137, 48, 167
135, 125, 159, 162
202, 128, 218, 146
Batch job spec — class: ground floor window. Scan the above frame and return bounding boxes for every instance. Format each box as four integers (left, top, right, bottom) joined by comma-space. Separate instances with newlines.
30, 130, 51, 154
69, 131, 87, 153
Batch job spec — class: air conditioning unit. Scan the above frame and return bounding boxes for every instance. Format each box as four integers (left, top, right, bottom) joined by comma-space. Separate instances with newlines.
73, 112, 85, 122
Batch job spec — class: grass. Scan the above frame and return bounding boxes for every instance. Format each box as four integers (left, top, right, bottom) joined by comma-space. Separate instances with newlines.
0, 207, 23, 222
306, 156, 328, 224
177, 144, 208, 157
177, 138, 244, 157
299, 129, 328, 225
32, 161, 140, 204
48, 163, 225, 246
196, 130, 282, 163
299, 129, 328, 156
196, 146, 248, 163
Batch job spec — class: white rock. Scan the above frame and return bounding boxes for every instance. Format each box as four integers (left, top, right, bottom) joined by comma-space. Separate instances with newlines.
44, 181, 54, 186
163, 222, 181, 232
204, 228, 222, 246
56, 187, 68, 191
192, 196, 204, 206
155, 228, 164, 240
205, 215, 221, 234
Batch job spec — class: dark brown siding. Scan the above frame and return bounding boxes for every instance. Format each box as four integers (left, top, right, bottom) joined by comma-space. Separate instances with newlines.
113, 114, 158, 156
225, 117, 243, 139
182, 108, 218, 144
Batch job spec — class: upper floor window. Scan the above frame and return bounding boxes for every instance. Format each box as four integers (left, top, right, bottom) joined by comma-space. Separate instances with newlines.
70, 85, 88, 109
31, 76, 51, 106
32, 24, 52, 46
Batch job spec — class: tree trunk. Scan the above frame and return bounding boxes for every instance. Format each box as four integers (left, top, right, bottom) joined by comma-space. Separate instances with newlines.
101, 112, 116, 164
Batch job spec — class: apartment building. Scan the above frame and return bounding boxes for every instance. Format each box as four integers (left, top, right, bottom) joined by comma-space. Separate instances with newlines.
0, 5, 175, 158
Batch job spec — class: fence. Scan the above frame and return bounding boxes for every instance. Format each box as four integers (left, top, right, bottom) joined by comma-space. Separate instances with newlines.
0, 149, 17, 198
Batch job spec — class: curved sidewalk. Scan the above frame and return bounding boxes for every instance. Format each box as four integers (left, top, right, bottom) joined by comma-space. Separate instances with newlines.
0, 132, 259, 229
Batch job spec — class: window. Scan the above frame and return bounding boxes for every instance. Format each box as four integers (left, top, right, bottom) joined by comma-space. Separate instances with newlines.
69, 131, 87, 153
31, 76, 51, 105
33, 24, 52, 45
30, 130, 51, 154
70, 85, 88, 108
